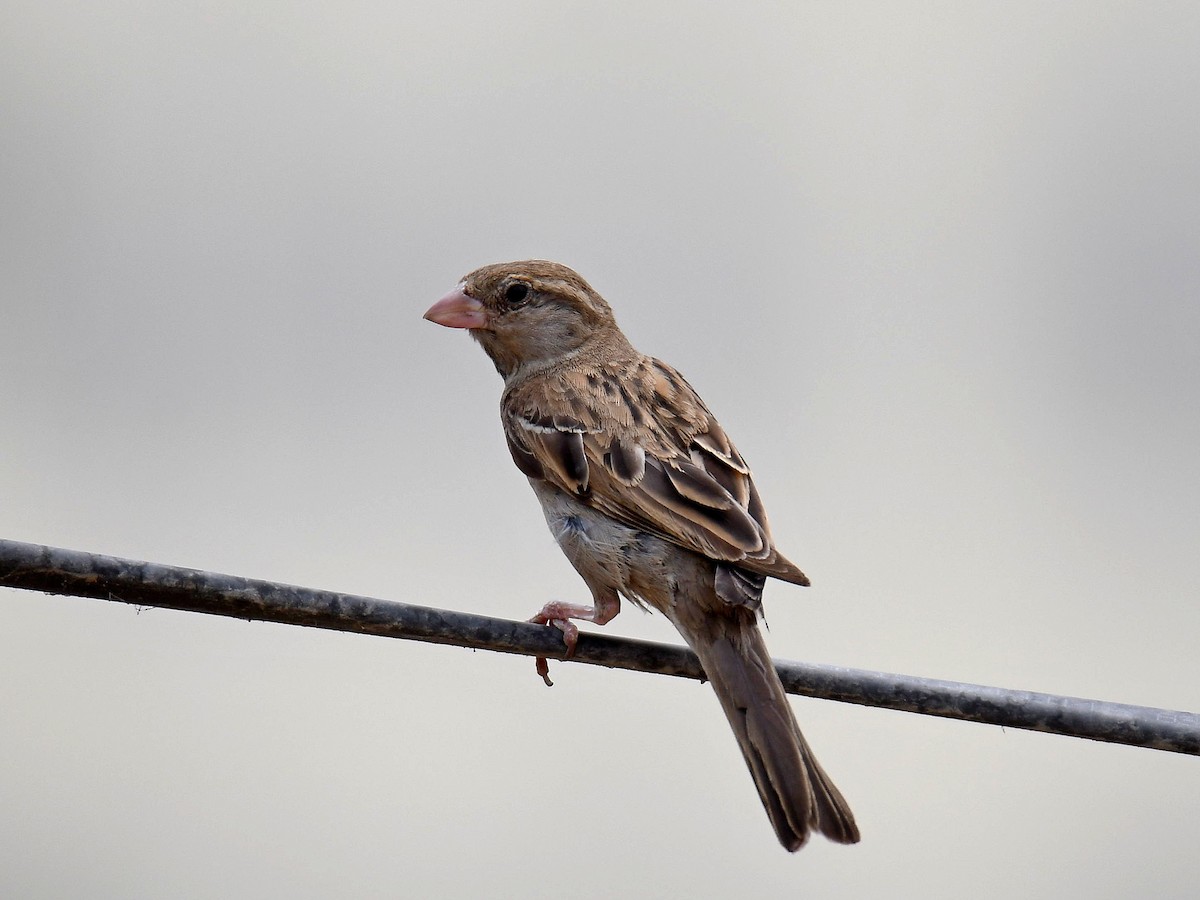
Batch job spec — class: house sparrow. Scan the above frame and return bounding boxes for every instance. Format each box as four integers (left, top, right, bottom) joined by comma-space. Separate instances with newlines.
423, 260, 859, 850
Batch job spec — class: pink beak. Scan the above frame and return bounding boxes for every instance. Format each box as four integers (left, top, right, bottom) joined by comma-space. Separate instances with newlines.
424, 285, 488, 329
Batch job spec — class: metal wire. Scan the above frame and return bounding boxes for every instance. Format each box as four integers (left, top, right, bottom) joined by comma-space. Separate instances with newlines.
2, 537, 1196, 755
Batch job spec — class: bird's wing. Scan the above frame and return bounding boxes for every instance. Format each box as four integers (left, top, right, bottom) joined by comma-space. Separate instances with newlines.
503, 356, 809, 586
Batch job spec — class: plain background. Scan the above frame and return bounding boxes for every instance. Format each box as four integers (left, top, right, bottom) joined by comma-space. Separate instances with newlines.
2, 2, 1198, 897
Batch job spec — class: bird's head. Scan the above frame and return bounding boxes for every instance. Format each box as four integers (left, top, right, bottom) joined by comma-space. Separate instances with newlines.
424, 260, 624, 381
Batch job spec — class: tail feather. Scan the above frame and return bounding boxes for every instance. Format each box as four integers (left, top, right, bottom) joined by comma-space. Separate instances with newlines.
687, 621, 859, 850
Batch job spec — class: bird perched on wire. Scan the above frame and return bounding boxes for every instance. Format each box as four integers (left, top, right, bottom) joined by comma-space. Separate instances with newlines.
423, 260, 859, 851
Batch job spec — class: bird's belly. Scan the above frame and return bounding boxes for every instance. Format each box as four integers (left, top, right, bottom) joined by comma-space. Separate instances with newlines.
530, 480, 673, 609
536, 483, 633, 564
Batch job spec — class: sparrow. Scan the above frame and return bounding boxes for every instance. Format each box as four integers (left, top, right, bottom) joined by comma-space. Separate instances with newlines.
423, 260, 859, 851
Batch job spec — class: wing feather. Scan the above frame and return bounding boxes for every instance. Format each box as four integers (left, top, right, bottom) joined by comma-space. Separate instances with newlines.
503, 356, 809, 586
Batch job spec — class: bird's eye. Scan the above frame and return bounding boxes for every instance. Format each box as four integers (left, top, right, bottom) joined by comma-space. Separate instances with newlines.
504, 282, 530, 306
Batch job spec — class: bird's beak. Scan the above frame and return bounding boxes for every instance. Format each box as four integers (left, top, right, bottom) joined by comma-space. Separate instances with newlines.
423, 285, 488, 329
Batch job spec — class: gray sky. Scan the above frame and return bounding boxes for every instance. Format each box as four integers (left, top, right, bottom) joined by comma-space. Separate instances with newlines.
2, 2, 1198, 897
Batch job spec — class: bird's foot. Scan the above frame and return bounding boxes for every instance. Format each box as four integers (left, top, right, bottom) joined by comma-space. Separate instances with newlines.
528, 601, 597, 687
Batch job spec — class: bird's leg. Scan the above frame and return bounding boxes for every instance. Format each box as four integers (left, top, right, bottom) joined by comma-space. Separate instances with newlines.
529, 593, 619, 686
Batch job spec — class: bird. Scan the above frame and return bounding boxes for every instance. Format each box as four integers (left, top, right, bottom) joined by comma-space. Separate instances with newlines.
423, 260, 859, 851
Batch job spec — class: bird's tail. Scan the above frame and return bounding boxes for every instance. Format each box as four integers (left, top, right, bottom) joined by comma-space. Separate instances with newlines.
669, 606, 860, 851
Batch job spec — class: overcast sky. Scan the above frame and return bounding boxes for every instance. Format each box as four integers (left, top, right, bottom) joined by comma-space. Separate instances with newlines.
2, 3, 1198, 898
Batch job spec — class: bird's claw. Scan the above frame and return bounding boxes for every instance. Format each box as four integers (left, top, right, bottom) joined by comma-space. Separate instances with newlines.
529, 602, 590, 687
535, 656, 553, 687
